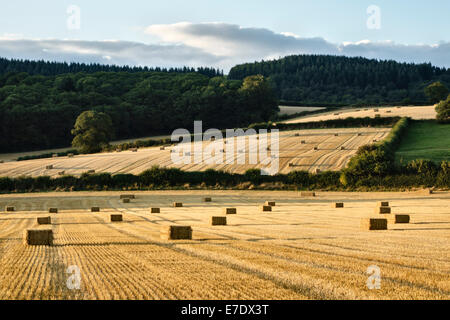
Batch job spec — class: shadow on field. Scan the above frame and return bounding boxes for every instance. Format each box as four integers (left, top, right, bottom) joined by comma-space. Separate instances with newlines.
394, 227, 450, 231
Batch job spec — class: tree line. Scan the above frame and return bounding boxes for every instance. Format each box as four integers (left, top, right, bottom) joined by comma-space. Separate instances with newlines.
0, 57, 223, 78
228, 54, 450, 105
0, 70, 278, 152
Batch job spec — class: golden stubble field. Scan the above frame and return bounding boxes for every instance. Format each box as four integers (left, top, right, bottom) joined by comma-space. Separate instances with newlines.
0, 128, 390, 177
284, 105, 436, 124
0, 190, 448, 300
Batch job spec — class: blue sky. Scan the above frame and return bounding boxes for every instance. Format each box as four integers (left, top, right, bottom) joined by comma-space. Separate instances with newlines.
1, 0, 449, 71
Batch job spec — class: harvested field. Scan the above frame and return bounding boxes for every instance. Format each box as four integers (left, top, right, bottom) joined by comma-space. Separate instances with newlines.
0, 128, 391, 177
278, 106, 326, 115
0, 190, 448, 300
284, 106, 436, 124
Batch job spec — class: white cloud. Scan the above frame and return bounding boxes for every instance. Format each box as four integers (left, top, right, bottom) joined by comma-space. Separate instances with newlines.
0, 38, 221, 69
145, 22, 450, 70
0, 22, 449, 73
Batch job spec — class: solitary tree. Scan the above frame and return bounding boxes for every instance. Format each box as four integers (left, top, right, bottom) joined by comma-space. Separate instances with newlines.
435, 94, 450, 123
71, 110, 114, 153
239, 75, 279, 121
424, 81, 449, 104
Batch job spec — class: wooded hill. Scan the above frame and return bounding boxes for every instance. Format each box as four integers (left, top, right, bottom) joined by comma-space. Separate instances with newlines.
228, 55, 450, 105
0, 63, 276, 152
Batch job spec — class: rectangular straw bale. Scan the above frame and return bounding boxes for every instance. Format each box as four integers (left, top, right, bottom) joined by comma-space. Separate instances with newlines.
151, 208, 160, 213
333, 202, 344, 208
265, 201, 276, 206
122, 198, 130, 203
211, 216, 227, 226
120, 194, 135, 199
46, 165, 53, 170
361, 218, 387, 230
294, 133, 300, 137
48, 208, 58, 213
378, 201, 389, 207
261, 205, 272, 212
37, 216, 51, 225
91, 207, 100, 212
23, 229, 53, 246
301, 191, 316, 197
173, 202, 183, 207
160, 146, 165, 150
301, 140, 306, 144
375, 206, 391, 214
110, 214, 123, 222
224, 208, 237, 215
161, 226, 192, 240
203, 197, 212, 202
6, 206, 15, 212
393, 214, 410, 224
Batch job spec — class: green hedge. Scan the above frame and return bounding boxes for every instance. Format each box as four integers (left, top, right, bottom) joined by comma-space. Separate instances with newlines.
0, 162, 448, 194
340, 117, 410, 185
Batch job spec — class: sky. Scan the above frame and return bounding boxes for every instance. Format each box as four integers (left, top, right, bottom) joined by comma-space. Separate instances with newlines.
1, 0, 449, 72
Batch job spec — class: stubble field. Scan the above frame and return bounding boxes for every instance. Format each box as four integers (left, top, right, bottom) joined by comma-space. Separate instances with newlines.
284, 105, 436, 124
0, 128, 390, 177
0, 190, 448, 300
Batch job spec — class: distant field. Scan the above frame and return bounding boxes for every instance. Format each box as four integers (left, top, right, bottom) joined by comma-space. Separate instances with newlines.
284, 106, 436, 124
395, 121, 450, 164
0, 128, 391, 177
0, 190, 448, 299
278, 106, 326, 115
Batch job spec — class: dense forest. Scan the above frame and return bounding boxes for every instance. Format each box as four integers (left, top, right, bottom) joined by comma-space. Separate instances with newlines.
228, 55, 450, 105
0, 57, 223, 77
0, 67, 277, 152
